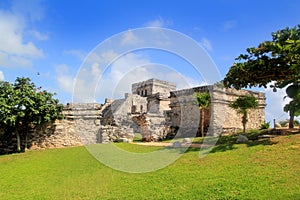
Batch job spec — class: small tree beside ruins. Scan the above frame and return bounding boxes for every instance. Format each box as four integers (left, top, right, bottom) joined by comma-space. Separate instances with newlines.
229, 95, 258, 133
194, 92, 210, 137
0, 77, 63, 152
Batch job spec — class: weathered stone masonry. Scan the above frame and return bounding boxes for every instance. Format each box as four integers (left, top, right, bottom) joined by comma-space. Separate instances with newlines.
168, 85, 266, 137
0, 78, 266, 152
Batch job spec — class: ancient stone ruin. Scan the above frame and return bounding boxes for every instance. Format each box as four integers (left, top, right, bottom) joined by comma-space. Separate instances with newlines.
0, 78, 266, 152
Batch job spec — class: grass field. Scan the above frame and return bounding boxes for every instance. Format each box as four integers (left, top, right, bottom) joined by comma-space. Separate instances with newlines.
0, 133, 300, 199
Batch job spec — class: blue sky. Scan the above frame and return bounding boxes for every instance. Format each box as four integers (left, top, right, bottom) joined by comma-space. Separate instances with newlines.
0, 0, 300, 123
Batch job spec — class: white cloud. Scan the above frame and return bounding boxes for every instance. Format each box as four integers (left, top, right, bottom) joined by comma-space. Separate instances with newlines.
121, 30, 142, 46
94, 52, 203, 101
56, 53, 106, 102
96, 53, 150, 99
99, 50, 119, 63
55, 64, 75, 93
0, 52, 32, 67
0, 71, 4, 81
200, 37, 213, 51
0, 1, 44, 68
57, 75, 74, 94
144, 17, 172, 28
221, 20, 237, 32
29, 30, 49, 41
67, 46, 206, 103
64, 50, 86, 61
263, 84, 291, 123
11, 0, 45, 22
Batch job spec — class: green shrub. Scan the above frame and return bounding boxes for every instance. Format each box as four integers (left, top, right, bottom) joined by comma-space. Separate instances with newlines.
260, 121, 270, 129
133, 133, 142, 142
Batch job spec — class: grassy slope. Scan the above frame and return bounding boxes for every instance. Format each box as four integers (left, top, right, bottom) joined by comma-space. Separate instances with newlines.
0, 134, 299, 199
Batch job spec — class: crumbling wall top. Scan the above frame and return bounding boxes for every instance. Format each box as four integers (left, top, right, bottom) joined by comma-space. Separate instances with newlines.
132, 78, 176, 97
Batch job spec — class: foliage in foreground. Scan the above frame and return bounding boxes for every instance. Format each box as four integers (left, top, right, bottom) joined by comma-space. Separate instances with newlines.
0, 77, 63, 153
260, 121, 270, 129
0, 133, 299, 199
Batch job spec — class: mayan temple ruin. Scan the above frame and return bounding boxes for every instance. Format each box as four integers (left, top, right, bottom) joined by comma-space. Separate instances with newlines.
0, 78, 266, 151
94, 78, 266, 143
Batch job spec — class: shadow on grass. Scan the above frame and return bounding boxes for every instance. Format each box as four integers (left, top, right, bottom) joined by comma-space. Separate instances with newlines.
209, 138, 278, 153
183, 130, 279, 154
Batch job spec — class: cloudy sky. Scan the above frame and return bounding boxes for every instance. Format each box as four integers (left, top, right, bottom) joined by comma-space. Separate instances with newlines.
0, 0, 300, 122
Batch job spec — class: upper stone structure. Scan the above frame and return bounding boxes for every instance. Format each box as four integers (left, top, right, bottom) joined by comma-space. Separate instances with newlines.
132, 78, 176, 97
100, 78, 266, 141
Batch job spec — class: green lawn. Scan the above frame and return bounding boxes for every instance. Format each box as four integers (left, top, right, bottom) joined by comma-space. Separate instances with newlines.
0, 133, 300, 199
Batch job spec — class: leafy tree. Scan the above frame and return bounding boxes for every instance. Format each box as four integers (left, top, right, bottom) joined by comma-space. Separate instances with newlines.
194, 92, 210, 137
229, 95, 258, 133
283, 92, 300, 128
0, 77, 63, 152
223, 25, 300, 127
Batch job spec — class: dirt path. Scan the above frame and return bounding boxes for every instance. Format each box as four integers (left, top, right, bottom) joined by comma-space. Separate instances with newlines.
132, 142, 205, 148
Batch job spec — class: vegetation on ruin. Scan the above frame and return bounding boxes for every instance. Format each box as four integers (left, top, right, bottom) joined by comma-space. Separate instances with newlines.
229, 95, 259, 133
0, 77, 63, 153
224, 24, 300, 128
1, 131, 299, 199
194, 92, 211, 137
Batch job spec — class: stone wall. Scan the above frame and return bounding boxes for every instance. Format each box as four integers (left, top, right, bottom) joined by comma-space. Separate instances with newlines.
168, 86, 208, 137
0, 103, 103, 153
147, 92, 171, 114
166, 85, 266, 136
29, 120, 82, 150
0, 119, 83, 154
132, 78, 176, 97
98, 125, 134, 143
63, 103, 102, 145
131, 113, 167, 141
0, 79, 267, 153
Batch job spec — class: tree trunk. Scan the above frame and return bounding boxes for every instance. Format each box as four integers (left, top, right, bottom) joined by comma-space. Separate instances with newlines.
25, 132, 28, 151
201, 109, 205, 137
289, 110, 294, 129
242, 112, 247, 133
16, 131, 21, 152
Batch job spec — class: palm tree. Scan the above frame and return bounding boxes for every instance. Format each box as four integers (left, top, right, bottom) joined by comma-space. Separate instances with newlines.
230, 95, 258, 133
194, 92, 210, 137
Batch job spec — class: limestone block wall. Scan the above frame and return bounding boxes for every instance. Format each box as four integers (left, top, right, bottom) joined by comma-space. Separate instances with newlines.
131, 113, 167, 141
0, 119, 83, 154
27, 103, 105, 149
110, 94, 147, 116
132, 78, 176, 97
167, 85, 266, 136
29, 120, 82, 150
147, 92, 171, 114
98, 125, 134, 143
168, 86, 207, 137
0, 79, 267, 153
64, 103, 102, 145
217, 87, 266, 133
152, 79, 176, 94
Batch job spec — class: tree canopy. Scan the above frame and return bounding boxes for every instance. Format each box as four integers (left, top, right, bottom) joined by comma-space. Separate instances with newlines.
229, 95, 258, 133
223, 25, 300, 90
224, 25, 300, 128
194, 92, 211, 137
0, 77, 63, 152
194, 92, 210, 109
284, 91, 300, 128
